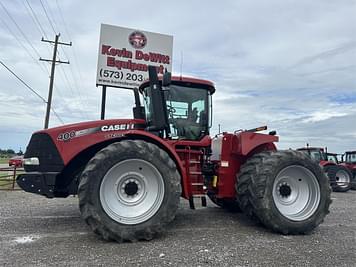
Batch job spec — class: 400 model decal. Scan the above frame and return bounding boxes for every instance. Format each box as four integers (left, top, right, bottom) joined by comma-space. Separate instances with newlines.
57, 124, 135, 141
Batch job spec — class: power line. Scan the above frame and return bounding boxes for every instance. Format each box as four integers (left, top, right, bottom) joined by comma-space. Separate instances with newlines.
2, 0, 70, 124
0, 60, 64, 124
39, 0, 57, 34
39, 0, 90, 120
18, 1, 67, 108
57, 49, 90, 120
11, 0, 91, 123
50, 108, 64, 124
0, 60, 46, 102
43, 0, 60, 33
54, 0, 93, 119
24, 0, 49, 40
0, 1, 42, 59
57, 66, 88, 120
20, 0, 53, 60
45, 0, 91, 120
55, 0, 72, 40
0, 16, 49, 75
22, 0, 43, 38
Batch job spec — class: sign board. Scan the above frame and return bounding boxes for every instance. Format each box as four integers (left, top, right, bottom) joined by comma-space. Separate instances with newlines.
96, 24, 173, 89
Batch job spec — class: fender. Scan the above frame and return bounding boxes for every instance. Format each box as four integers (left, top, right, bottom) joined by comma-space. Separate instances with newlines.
63, 130, 188, 198
39, 121, 188, 198
319, 161, 336, 167
216, 131, 278, 198
234, 131, 278, 155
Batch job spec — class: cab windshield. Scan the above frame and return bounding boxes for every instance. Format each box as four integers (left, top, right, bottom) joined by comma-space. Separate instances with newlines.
346, 153, 356, 163
143, 84, 211, 140
309, 151, 322, 162
327, 154, 338, 163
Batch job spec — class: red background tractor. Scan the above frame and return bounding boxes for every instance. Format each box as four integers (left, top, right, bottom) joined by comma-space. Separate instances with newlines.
340, 151, 356, 190
297, 147, 352, 192
17, 67, 331, 242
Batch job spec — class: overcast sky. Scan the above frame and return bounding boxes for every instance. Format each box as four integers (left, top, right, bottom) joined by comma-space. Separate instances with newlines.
0, 0, 355, 153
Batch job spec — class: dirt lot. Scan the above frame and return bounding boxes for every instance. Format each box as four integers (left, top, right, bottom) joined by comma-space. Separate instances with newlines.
0, 190, 355, 267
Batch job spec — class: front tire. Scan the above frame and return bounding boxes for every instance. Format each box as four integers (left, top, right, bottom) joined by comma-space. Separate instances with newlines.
236, 150, 331, 234
78, 140, 181, 242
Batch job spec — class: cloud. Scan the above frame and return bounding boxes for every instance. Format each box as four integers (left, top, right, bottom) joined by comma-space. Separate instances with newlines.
0, 0, 355, 154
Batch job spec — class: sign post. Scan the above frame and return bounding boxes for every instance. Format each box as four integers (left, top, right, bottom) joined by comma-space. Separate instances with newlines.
96, 24, 173, 119
100, 85, 107, 120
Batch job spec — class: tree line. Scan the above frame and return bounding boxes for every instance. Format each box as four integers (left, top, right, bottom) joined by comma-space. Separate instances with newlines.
0, 148, 23, 158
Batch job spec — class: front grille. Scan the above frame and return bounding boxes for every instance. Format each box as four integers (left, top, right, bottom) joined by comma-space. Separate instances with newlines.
24, 133, 64, 172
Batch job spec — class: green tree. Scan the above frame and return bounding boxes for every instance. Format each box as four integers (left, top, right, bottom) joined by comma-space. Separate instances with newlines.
6, 149, 15, 155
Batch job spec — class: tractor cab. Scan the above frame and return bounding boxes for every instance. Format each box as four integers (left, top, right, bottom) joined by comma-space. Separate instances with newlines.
138, 67, 215, 140
344, 151, 356, 164
297, 147, 327, 163
326, 153, 339, 164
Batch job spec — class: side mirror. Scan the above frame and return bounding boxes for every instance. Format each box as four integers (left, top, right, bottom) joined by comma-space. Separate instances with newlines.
162, 71, 171, 87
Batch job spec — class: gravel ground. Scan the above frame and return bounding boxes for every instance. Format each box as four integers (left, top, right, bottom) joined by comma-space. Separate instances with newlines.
0, 190, 355, 267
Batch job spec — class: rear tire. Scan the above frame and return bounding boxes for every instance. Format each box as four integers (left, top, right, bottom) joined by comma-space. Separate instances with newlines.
325, 165, 352, 192
351, 174, 356, 190
236, 150, 331, 234
78, 140, 181, 242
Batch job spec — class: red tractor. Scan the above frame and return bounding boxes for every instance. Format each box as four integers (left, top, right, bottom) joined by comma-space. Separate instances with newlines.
297, 147, 352, 192
17, 67, 331, 242
340, 151, 356, 190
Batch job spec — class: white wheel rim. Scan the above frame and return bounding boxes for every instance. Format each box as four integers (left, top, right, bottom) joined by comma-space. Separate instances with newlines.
272, 165, 321, 221
99, 159, 165, 225
335, 169, 350, 188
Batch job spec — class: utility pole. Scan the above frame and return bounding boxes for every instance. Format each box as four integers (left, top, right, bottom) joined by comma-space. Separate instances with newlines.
40, 34, 71, 129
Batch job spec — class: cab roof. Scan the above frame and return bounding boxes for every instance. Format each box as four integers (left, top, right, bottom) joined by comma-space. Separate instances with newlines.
139, 76, 215, 94
297, 147, 324, 151
326, 152, 338, 156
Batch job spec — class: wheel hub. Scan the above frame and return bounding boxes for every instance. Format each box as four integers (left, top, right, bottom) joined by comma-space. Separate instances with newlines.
278, 183, 292, 198
115, 172, 146, 205
124, 181, 139, 196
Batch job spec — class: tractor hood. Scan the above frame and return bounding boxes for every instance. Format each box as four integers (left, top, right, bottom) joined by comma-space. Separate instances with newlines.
35, 119, 146, 140
24, 119, 146, 168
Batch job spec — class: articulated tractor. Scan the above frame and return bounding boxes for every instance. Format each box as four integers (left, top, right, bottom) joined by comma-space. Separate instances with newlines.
18, 67, 331, 242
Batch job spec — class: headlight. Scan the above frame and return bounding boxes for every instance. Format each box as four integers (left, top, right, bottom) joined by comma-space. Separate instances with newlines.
23, 157, 40, 165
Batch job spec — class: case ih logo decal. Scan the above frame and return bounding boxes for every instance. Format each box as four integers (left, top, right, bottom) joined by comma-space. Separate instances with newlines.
101, 124, 135, 131
57, 124, 134, 142
128, 31, 147, 49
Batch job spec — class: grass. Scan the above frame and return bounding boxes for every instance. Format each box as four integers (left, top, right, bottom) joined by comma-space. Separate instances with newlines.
0, 179, 15, 188
0, 167, 23, 190
0, 158, 9, 164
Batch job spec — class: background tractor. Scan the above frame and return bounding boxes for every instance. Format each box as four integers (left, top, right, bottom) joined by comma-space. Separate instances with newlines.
17, 66, 331, 242
297, 146, 352, 192
340, 151, 356, 190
